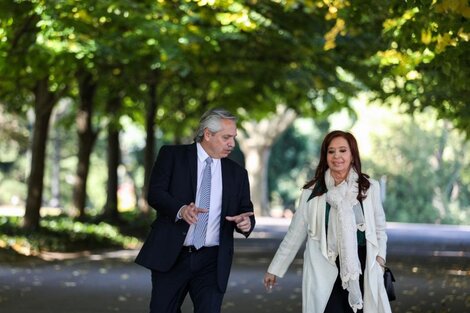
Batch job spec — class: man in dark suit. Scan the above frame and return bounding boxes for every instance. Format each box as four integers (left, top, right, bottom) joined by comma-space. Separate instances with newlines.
135, 108, 255, 313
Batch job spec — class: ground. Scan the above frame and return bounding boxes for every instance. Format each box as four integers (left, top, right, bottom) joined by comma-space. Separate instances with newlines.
0, 218, 469, 313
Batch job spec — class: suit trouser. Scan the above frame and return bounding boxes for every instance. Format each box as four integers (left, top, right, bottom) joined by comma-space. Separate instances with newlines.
149, 246, 223, 313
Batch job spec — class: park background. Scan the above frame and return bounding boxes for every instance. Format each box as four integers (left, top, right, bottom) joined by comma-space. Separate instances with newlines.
0, 0, 469, 312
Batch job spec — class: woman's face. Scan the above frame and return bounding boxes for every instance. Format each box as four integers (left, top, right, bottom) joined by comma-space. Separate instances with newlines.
327, 136, 353, 176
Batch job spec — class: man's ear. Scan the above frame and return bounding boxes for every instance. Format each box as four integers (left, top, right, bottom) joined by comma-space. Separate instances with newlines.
203, 128, 211, 141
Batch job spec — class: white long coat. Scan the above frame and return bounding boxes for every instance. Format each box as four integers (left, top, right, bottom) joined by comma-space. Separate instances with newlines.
267, 179, 392, 313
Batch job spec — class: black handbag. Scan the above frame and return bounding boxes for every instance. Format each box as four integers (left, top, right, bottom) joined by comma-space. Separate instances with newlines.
383, 266, 396, 301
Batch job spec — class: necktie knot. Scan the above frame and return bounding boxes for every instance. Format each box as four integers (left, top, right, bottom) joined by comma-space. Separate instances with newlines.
205, 157, 212, 166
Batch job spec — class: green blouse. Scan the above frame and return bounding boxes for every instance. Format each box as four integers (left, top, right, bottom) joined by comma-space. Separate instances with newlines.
325, 202, 366, 246
308, 183, 366, 246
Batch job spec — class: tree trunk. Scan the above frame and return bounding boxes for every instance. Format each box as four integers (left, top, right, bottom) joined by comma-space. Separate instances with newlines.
261, 147, 271, 212
237, 105, 297, 216
102, 97, 121, 221
73, 71, 98, 218
242, 145, 270, 216
433, 121, 463, 222
48, 99, 70, 208
49, 108, 62, 208
139, 76, 158, 214
23, 78, 56, 231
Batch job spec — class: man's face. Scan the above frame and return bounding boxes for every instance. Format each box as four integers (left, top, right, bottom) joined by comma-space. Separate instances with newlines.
201, 119, 237, 159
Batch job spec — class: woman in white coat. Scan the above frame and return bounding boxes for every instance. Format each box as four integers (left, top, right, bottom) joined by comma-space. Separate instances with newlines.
264, 130, 392, 313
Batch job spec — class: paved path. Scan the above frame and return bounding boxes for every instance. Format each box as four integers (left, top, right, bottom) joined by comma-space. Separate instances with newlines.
1, 218, 469, 313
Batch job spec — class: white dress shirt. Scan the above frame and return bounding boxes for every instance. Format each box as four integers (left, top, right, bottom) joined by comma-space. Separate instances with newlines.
183, 143, 222, 247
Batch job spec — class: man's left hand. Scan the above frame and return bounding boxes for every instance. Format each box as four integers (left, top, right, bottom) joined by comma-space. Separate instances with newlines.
225, 212, 254, 233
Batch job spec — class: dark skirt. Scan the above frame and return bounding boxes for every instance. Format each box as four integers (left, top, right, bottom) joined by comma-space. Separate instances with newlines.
324, 245, 367, 313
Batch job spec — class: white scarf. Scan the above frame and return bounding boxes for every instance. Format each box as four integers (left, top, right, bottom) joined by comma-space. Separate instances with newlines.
325, 168, 364, 312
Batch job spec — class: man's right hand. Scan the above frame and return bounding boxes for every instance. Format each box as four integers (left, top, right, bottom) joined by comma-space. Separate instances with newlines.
180, 202, 208, 225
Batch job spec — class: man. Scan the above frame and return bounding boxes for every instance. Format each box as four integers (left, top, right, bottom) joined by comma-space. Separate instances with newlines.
135, 108, 255, 313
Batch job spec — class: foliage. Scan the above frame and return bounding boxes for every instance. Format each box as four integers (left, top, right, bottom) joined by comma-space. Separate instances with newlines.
0, 214, 143, 256
361, 105, 470, 224
0, 107, 29, 205
0, 105, 29, 161
268, 119, 323, 209
358, 0, 470, 135
0, 0, 468, 232
275, 102, 470, 225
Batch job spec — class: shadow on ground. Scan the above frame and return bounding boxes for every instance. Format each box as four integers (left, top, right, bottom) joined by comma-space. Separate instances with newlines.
1, 219, 469, 313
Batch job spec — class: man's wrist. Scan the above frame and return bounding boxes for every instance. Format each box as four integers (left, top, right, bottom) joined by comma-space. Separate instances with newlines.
176, 205, 185, 220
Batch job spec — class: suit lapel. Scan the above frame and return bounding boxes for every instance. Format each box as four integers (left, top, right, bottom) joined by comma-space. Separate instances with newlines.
187, 143, 198, 200
221, 158, 231, 219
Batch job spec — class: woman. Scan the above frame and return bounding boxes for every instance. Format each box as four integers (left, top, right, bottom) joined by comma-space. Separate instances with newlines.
264, 130, 392, 313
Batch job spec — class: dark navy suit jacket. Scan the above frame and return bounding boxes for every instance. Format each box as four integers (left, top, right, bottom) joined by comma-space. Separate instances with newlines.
135, 143, 255, 292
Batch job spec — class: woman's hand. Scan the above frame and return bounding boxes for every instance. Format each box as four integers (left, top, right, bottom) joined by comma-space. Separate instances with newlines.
376, 256, 386, 271
263, 272, 277, 292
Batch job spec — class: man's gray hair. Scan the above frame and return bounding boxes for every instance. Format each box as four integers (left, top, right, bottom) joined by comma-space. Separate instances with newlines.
194, 108, 237, 143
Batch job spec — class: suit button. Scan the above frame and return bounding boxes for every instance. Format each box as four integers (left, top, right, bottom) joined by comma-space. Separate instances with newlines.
182, 232, 187, 235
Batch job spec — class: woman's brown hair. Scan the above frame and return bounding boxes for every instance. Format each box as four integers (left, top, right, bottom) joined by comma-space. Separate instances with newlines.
304, 130, 370, 201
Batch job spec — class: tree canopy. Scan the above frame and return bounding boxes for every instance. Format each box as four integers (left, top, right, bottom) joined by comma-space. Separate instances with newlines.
1, 0, 468, 132
0, 0, 468, 229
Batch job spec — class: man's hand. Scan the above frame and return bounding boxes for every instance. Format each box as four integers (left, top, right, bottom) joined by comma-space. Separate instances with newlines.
181, 202, 208, 225
225, 212, 254, 233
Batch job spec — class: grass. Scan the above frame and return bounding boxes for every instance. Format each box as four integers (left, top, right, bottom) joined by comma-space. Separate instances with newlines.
0, 212, 151, 257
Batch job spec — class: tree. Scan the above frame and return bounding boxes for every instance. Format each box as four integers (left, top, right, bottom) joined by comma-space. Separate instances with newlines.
74, 70, 99, 218
0, 1, 73, 230
1, 0, 467, 227
340, 0, 470, 135
268, 118, 328, 212
237, 105, 297, 215
361, 104, 470, 224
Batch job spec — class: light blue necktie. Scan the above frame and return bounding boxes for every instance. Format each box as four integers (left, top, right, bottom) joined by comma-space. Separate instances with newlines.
193, 157, 212, 249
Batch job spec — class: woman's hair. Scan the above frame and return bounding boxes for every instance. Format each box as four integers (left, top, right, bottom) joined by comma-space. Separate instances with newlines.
194, 108, 237, 143
304, 130, 370, 200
